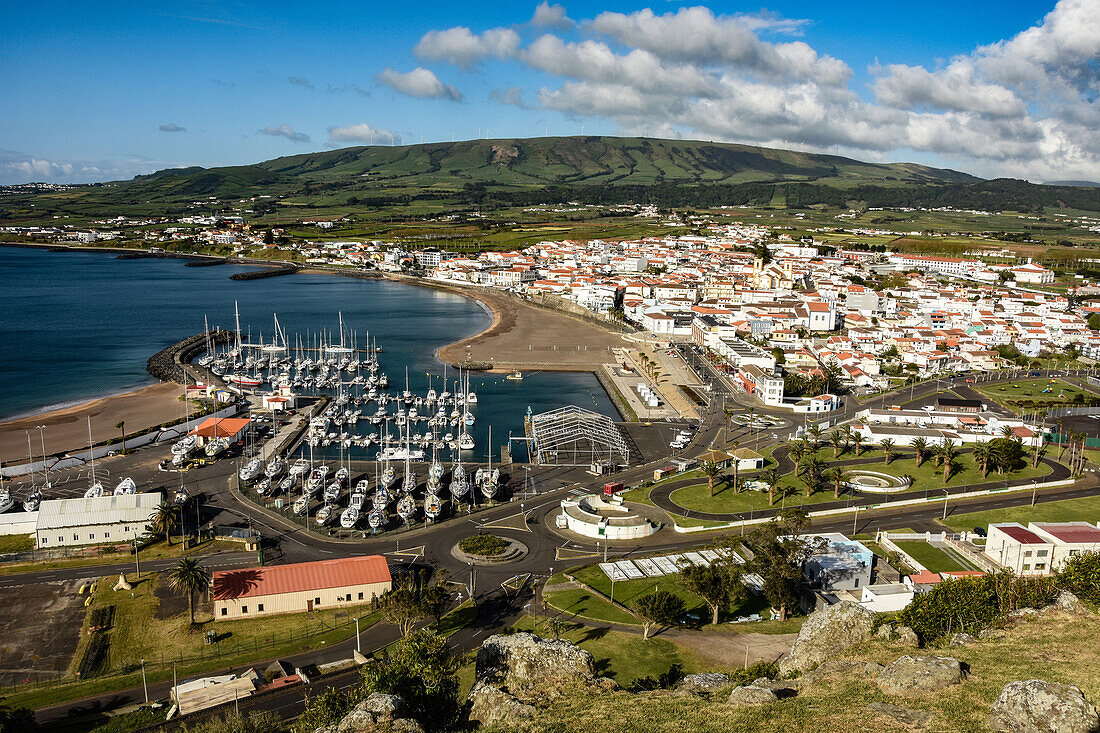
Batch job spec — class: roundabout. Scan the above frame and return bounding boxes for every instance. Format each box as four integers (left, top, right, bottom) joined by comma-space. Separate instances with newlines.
451, 534, 530, 565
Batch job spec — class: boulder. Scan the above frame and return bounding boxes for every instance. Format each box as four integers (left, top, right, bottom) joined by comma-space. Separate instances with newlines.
332, 693, 419, 733
467, 680, 538, 726
802, 660, 884, 688
750, 677, 801, 697
678, 673, 730, 694
950, 633, 978, 647
869, 702, 935, 728
475, 633, 596, 695
875, 624, 895, 641
727, 685, 778, 707
978, 629, 1006, 641
896, 626, 920, 646
779, 601, 877, 675
878, 656, 964, 696
990, 679, 1100, 733
1051, 591, 1087, 616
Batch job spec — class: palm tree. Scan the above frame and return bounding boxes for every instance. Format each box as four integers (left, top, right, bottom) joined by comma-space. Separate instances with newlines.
830, 430, 845, 459
850, 432, 866, 457
167, 557, 210, 626
879, 438, 896, 466
823, 467, 847, 498
700, 460, 723, 497
911, 437, 929, 468
806, 424, 823, 451
800, 455, 824, 496
764, 468, 781, 506
148, 502, 180, 546
787, 440, 808, 477
728, 440, 741, 488
972, 443, 992, 478
115, 420, 126, 453
938, 439, 959, 484
723, 405, 736, 432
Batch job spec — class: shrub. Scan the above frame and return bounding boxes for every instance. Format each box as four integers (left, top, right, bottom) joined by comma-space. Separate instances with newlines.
897, 572, 1058, 644
1057, 551, 1100, 604
183, 711, 283, 733
292, 687, 361, 733
458, 534, 509, 556
728, 660, 781, 686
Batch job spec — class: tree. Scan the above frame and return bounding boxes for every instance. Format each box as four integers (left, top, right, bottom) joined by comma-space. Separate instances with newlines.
115, 420, 126, 453
542, 615, 569, 640
823, 467, 847, 499
911, 437, 929, 468
987, 436, 1025, 475
361, 629, 461, 731
679, 559, 747, 625
633, 590, 685, 640
787, 440, 808, 477
0, 699, 35, 733
806, 424, 823, 451
700, 459, 723, 497
850, 432, 866, 456
830, 430, 845, 458
937, 439, 959, 484
800, 455, 824, 497
379, 586, 428, 637
744, 510, 822, 621
167, 557, 210, 626
147, 502, 180, 546
764, 468, 781, 506
1057, 551, 1100, 604
879, 438, 896, 466
1088, 313, 1100, 331
972, 442, 992, 478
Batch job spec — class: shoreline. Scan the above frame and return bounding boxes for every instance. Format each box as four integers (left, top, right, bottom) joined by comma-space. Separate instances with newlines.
1, 247, 626, 458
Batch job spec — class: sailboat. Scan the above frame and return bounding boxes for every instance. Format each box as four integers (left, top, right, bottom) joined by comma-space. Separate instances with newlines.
23, 488, 42, 512
84, 418, 104, 499
396, 493, 416, 523
239, 459, 262, 483
264, 455, 285, 479
114, 477, 137, 495
424, 492, 443, 521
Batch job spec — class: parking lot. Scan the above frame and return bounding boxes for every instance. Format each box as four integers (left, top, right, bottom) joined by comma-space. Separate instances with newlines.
0, 579, 89, 686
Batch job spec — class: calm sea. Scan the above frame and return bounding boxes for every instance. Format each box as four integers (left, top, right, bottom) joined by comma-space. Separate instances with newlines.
0, 247, 616, 459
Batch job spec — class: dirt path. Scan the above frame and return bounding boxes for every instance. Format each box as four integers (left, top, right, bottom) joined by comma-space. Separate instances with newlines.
666, 629, 796, 668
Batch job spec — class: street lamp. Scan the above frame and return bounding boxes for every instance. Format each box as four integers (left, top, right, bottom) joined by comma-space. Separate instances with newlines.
942, 489, 950, 520
140, 658, 148, 703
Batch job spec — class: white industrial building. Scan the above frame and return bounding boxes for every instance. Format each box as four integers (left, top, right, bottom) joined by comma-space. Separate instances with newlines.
35, 493, 162, 548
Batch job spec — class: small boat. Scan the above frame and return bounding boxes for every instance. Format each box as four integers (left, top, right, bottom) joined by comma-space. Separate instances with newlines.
334, 467, 349, 485
458, 433, 475, 451
278, 475, 296, 493
323, 481, 341, 504
0, 489, 14, 514
239, 459, 262, 483
205, 437, 229, 457
424, 494, 443, 520
23, 489, 42, 513
351, 480, 369, 509
505, 371, 523, 381
84, 483, 104, 499
114, 477, 136, 495
372, 487, 390, 510
396, 494, 416, 522
265, 457, 285, 479
463, 412, 475, 427
171, 435, 197, 457
315, 504, 334, 526
339, 505, 360, 529
367, 508, 385, 530
293, 494, 310, 516
288, 458, 310, 478
382, 465, 396, 488
467, 391, 477, 404
255, 478, 272, 496
226, 374, 264, 388
173, 487, 190, 506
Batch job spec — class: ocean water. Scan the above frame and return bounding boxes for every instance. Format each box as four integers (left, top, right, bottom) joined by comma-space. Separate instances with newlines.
0, 247, 617, 459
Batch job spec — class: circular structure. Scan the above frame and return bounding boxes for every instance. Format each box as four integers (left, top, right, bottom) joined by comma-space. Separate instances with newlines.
451, 536, 529, 565
845, 470, 912, 494
558, 493, 661, 540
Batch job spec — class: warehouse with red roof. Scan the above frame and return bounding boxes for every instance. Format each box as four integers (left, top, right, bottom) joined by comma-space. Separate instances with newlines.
212, 555, 391, 620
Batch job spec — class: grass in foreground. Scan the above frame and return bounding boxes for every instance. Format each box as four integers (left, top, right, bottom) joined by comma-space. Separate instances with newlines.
940, 494, 1100, 533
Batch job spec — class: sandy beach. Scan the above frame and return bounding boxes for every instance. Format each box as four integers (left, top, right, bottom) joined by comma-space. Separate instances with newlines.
0, 382, 189, 461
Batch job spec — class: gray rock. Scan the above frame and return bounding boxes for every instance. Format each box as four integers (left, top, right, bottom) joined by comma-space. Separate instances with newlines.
751, 677, 801, 696
779, 601, 878, 675
335, 694, 407, 732
896, 625, 920, 646
727, 685, 778, 707
678, 672, 730, 693
990, 679, 1100, 733
950, 633, 978, 647
978, 628, 1007, 640
390, 720, 425, 733
467, 680, 538, 726
475, 633, 596, 695
878, 656, 964, 696
870, 702, 935, 728
1051, 591, 1087, 616
875, 624, 895, 641
802, 660, 885, 688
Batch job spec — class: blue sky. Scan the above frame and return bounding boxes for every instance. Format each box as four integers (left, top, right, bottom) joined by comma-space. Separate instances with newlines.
2, 1, 1096, 184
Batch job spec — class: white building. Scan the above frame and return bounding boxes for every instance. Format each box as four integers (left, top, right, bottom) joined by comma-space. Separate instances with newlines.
35, 492, 162, 548
984, 522, 1100, 575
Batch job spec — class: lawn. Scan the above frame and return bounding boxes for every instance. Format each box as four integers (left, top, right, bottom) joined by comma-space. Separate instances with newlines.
940, 494, 1100, 533
0, 537, 242, 577
0, 534, 34, 553
892, 541, 978, 573
976, 378, 1100, 412
543, 588, 639, 626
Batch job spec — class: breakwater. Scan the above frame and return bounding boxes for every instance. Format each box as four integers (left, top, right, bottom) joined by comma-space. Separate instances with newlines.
229, 263, 299, 280
146, 329, 236, 384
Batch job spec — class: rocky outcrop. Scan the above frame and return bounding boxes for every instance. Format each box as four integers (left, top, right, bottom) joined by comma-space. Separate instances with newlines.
1052, 591, 1088, 616
990, 680, 1100, 733
877, 656, 964, 696
801, 660, 884, 688
869, 702, 935, 728
779, 601, 877, 675
323, 693, 424, 733
678, 673, 730, 694
475, 633, 596, 694
727, 685, 778, 707
950, 633, 978, 647
467, 633, 599, 727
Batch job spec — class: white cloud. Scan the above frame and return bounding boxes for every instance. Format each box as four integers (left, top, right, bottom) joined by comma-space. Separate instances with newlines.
327, 123, 402, 146
159, 123, 186, 132
411, 0, 1100, 180
490, 87, 532, 109
259, 124, 311, 143
531, 2, 573, 30
413, 27, 520, 69
375, 67, 463, 101
0, 149, 178, 184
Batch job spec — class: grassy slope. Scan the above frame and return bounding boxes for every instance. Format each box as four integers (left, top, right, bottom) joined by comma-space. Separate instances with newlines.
485, 611, 1100, 733
940, 494, 1100, 533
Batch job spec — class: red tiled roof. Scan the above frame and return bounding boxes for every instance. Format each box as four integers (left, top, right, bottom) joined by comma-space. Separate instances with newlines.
191, 417, 251, 439
907, 571, 941, 585
996, 524, 1049, 545
213, 556, 391, 600
1035, 523, 1100, 544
